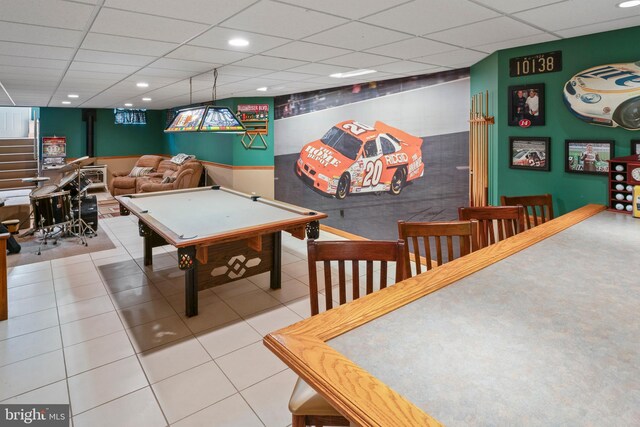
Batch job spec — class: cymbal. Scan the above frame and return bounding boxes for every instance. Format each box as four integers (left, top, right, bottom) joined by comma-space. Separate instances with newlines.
58, 156, 95, 172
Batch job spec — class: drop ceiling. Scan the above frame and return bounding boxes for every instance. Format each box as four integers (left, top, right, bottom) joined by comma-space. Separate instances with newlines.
0, 0, 638, 109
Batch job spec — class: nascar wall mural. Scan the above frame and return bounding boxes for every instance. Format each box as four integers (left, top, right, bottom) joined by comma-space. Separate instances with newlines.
274, 70, 470, 241
563, 61, 640, 130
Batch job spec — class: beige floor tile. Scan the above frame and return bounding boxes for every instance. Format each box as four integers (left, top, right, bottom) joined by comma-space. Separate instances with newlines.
241, 369, 299, 427
89, 247, 130, 261
53, 270, 103, 291
215, 342, 288, 391
53, 262, 98, 279
64, 330, 135, 377
172, 393, 263, 427
0, 326, 62, 367
51, 253, 92, 268
7, 260, 50, 275
117, 298, 175, 328
210, 278, 260, 299
151, 361, 236, 424
179, 299, 240, 334
73, 387, 166, 427
137, 336, 211, 384
101, 272, 151, 294
224, 289, 282, 318
264, 278, 310, 303
0, 308, 59, 341
97, 260, 143, 281
56, 283, 107, 306
9, 292, 57, 317
92, 253, 133, 267
244, 305, 303, 337
143, 266, 183, 283
8, 269, 53, 288
0, 350, 66, 401
165, 289, 218, 313
1, 379, 69, 404
58, 295, 115, 324
152, 279, 184, 297
196, 320, 262, 360
281, 260, 311, 278
60, 311, 124, 347
125, 315, 191, 353
67, 355, 148, 415
109, 284, 163, 310
285, 294, 326, 319
7, 280, 54, 301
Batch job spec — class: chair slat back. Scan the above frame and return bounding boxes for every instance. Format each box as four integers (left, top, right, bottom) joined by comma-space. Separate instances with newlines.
307, 239, 406, 316
397, 221, 479, 277
458, 206, 526, 248
500, 194, 554, 230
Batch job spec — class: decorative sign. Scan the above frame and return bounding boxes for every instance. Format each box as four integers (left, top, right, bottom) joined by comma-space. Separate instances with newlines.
237, 104, 269, 120
509, 51, 562, 77
42, 137, 66, 157
519, 119, 531, 128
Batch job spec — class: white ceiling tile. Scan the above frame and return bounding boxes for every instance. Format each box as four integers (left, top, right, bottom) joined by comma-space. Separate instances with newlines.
413, 49, 488, 67
75, 49, 155, 66
555, 15, 640, 39
321, 52, 396, 68
475, 33, 559, 54
0, 66, 64, 79
0, 0, 95, 30
374, 61, 441, 75
148, 58, 217, 72
0, 41, 75, 61
263, 41, 351, 62
231, 55, 307, 71
216, 65, 273, 78
287, 62, 355, 76
104, 0, 256, 25
140, 67, 204, 79
365, 37, 456, 60
64, 69, 127, 82
0, 22, 83, 47
428, 17, 542, 47
514, 0, 640, 32
81, 33, 178, 56
472, 0, 563, 14
168, 45, 250, 64
221, 1, 347, 39
364, 0, 500, 36
304, 22, 409, 51
70, 61, 139, 74
91, 8, 209, 43
261, 71, 316, 81
189, 27, 289, 54
276, 0, 410, 19
0, 55, 68, 69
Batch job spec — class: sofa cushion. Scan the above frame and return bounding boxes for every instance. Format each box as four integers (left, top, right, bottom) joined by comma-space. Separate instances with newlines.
170, 153, 196, 165
161, 175, 176, 184
129, 166, 154, 177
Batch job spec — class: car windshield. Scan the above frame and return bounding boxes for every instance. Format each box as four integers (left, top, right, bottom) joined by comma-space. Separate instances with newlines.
514, 151, 528, 160
320, 127, 361, 160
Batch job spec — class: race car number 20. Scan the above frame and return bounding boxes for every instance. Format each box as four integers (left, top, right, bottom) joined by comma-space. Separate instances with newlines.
363, 160, 383, 186
509, 51, 562, 77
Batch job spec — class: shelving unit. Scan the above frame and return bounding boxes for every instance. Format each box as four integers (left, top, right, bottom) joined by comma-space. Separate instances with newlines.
81, 164, 108, 191
608, 155, 640, 214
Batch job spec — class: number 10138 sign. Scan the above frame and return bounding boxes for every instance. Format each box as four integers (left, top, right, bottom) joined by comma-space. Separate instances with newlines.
509, 51, 562, 77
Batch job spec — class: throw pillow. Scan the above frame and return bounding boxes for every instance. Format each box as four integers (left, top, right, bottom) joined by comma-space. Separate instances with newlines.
129, 166, 154, 177
161, 176, 176, 184
170, 153, 195, 165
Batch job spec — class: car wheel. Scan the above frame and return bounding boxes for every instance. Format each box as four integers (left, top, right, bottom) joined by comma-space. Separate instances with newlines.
336, 173, 350, 200
389, 168, 406, 196
613, 97, 640, 130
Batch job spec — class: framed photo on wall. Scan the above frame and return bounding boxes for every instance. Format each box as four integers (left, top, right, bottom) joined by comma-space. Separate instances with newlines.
565, 140, 614, 175
508, 83, 545, 127
632, 140, 640, 155
509, 136, 550, 171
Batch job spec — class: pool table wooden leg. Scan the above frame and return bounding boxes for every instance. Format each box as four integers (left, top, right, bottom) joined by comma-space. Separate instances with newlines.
270, 231, 281, 290
178, 246, 198, 317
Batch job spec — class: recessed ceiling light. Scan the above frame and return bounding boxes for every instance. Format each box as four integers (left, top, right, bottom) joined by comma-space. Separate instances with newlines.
618, 0, 640, 6
228, 38, 249, 47
124, 103, 133, 107
136, 82, 149, 88
330, 69, 377, 79
61, 101, 71, 104
256, 87, 268, 92
67, 94, 79, 98
142, 97, 152, 101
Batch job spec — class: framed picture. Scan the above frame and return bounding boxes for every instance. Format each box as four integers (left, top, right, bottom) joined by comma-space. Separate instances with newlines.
565, 140, 614, 175
509, 137, 550, 171
508, 83, 545, 127
632, 140, 640, 155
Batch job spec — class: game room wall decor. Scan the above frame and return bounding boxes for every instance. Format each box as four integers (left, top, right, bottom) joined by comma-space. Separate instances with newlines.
565, 140, 614, 175
632, 140, 640, 155
509, 137, 550, 171
508, 83, 545, 127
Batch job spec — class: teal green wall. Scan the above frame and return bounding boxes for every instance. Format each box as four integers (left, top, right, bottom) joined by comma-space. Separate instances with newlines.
39, 108, 165, 158
163, 97, 274, 166
471, 25, 640, 214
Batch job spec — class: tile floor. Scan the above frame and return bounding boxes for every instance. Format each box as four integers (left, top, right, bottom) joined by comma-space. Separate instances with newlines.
0, 213, 362, 427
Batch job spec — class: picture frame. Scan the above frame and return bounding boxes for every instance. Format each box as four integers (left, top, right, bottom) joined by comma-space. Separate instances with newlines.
508, 83, 545, 127
509, 136, 550, 171
631, 140, 640, 156
565, 140, 614, 175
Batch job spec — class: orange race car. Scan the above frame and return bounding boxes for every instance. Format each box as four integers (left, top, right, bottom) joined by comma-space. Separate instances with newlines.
295, 120, 424, 199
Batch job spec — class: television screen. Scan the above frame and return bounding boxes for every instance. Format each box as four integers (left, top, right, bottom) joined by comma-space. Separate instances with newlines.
165, 107, 206, 132
200, 106, 245, 132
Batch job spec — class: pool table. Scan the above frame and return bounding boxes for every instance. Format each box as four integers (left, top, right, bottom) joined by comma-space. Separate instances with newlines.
116, 186, 327, 317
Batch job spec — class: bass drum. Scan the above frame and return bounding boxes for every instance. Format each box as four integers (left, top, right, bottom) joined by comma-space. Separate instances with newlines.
30, 186, 72, 228
71, 195, 98, 232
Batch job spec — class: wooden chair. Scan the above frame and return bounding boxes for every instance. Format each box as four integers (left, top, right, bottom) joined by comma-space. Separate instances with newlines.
397, 220, 479, 277
458, 205, 526, 248
500, 194, 554, 230
290, 239, 406, 427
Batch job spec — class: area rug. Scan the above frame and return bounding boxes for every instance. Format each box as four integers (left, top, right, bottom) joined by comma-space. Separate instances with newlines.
7, 227, 117, 267
98, 198, 121, 219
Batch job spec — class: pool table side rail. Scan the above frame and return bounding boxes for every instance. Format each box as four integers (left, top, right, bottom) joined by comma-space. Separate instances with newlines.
263, 204, 605, 427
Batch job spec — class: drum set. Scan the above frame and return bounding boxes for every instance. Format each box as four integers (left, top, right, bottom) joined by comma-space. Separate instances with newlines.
29, 156, 99, 255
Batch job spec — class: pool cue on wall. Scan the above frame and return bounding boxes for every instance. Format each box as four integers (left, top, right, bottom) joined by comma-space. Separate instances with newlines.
469, 90, 494, 206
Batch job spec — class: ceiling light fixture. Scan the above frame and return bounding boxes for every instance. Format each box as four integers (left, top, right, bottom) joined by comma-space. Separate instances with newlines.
67, 94, 79, 98
124, 103, 133, 107
62, 101, 71, 104
136, 82, 149, 88
330, 69, 377, 78
142, 97, 152, 101
228, 38, 249, 47
256, 87, 268, 92
618, 0, 640, 7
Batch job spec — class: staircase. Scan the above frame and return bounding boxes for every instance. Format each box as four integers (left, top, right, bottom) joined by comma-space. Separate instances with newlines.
0, 137, 38, 190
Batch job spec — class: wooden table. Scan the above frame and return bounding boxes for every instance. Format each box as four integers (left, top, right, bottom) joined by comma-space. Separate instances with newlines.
116, 186, 326, 317
265, 205, 640, 426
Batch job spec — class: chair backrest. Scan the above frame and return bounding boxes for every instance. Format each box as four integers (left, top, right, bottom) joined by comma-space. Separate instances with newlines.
500, 194, 554, 230
307, 239, 406, 316
458, 205, 525, 248
397, 220, 479, 277
135, 155, 163, 170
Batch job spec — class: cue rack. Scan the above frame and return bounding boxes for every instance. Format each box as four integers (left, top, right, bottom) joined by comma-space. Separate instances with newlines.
469, 90, 494, 207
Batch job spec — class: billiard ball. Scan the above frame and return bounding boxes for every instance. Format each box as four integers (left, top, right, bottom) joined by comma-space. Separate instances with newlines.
615, 174, 625, 181
616, 184, 625, 191
626, 204, 633, 212
616, 193, 624, 200
615, 165, 624, 171
615, 203, 624, 210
